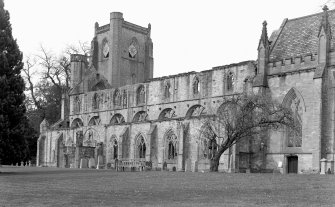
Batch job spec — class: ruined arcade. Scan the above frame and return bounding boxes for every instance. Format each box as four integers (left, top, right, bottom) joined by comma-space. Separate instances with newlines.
37, 8, 335, 174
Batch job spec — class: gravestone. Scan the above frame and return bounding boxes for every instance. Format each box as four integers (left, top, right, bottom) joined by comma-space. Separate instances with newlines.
80, 158, 88, 168
89, 158, 96, 168
16, 163, 18, 167
21, 161, 24, 167
28, 161, 31, 167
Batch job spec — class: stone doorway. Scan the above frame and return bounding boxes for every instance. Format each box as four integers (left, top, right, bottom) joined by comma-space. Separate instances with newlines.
287, 156, 298, 174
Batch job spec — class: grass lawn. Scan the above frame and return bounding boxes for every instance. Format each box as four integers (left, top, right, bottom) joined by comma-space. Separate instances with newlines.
0, 166, 335, 207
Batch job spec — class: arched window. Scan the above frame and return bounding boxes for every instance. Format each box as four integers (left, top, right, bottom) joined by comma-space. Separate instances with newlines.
226, 71, 234, 91
113, 139, 118, 159
158, 108, 176, 121
102, 39, 109, 59
283, 88, 304, 148
137, 136, 146, 159
113, 89, 122, 107
193, 76, 200, 95
185, 105, 205, 118
92, 93, 100, 109
165, 131, 178, 160
74, 96, 81, 113
128, 38, 138, 58
136, 85, 145, 105
110, 114, 125, 125
200, 123, 218, 159
133, 111, 148, 122
71, 118, 83, 129
164, 81, 171, 98
88, 116, 101, 126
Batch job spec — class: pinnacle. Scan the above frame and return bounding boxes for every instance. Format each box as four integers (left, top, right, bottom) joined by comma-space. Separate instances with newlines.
323, 5, 328, 12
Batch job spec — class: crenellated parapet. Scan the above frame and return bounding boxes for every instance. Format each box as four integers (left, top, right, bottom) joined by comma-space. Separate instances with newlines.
268, 53, 318, 76
70, 54, 88, 62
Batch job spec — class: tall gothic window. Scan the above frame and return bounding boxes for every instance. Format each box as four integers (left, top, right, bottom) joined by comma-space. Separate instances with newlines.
227, 72, 234, 91
136, 85, 145, 105
122, 90, 127, 108
283, 88, 303, 148
92, 93, 100, 109
166, 133, 178, 160
113, 140, 118, 159
193, 77, 200, 95
74, 96, 81, 113
137, 137, 146, 159
113, 89, 122, 107
164, 81, 170, 98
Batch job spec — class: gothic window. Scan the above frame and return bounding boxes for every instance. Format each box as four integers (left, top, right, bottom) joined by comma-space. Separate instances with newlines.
287, 98, 302, 147
166, 133, 178, 160
200, 124, 218, 159
83, 129, 96, 147
92, 93, 100, 109
122, 90, 127, 108
102, 39, 109, 58
193, 76, 200, 95
110, 114, 125, 125
137, 136, 146, 159
128, 38, 138, 58
133, 111, 148, 122
113, 140, 118, 159
74, 96, 81, 113
164, 81, 171, 99
283, 88, 303, 148
113, 89, 122, 107
88, 116, 101, 126
227, 72, 234, 91
136, 85, 145, 105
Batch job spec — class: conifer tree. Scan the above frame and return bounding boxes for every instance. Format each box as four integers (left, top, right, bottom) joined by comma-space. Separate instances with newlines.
0, 0, 35, 164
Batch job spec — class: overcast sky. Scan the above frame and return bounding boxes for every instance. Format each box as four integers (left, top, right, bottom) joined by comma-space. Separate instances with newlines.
5, 0, 331, 78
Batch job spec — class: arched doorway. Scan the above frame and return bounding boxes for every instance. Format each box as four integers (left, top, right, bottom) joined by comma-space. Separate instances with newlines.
57, 134, 65, 168
38, 136, 46, 166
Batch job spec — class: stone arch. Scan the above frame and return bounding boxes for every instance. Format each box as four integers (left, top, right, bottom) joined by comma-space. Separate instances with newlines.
92, 93, 100, 109
88, 116, 101, 126
110, 113, 125, 125
134, 133, 147, 160
192, 76, 200, 95
121, 128, 130, 159
133, 111, 148, 122
71, 118, 83, 129
163, 129, 178, 162
136, 85, 145, 105
185, 104, 205, 119
158, 108, 176, 121
37, 136, 46, 166
282, 88, 304, 147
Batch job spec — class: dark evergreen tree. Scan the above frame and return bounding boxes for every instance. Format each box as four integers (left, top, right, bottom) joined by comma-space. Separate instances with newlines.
0, 0, 36, 164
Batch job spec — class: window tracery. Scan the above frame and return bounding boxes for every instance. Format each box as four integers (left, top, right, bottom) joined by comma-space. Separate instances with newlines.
113, 89, 122, 107
136, 85, 145, 105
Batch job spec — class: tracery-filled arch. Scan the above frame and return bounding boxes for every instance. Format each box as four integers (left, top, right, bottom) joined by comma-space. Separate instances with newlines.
185, 104, 205, 118
71, 118, 83, 128
158, 108, 176, 121
110, 113, 125, 124
133, 111, 148, 122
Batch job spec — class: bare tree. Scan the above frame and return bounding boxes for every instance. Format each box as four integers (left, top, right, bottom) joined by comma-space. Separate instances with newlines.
22, 42, 89, 130
200, 93, 296, 172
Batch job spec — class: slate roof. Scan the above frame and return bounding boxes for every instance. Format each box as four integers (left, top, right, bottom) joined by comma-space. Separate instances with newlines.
269, 9, 335, 60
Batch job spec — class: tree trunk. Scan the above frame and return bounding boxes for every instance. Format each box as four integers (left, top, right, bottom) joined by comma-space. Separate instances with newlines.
209, 146, 227, 172
210, 157, 220, 172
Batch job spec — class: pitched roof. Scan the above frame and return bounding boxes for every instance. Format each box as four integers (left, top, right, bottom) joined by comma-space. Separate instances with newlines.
269, 9, 335, 60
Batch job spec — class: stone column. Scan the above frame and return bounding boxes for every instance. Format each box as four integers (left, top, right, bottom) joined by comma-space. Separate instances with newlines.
177, 123, 184, 171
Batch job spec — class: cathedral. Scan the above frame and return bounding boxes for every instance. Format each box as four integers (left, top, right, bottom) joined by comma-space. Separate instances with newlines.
37, 7, 335, 174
